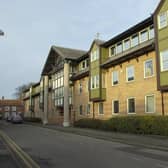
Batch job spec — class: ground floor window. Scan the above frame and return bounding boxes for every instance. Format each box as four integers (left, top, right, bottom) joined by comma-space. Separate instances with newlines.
87, 104, 91, 115
112, 100, 119, 114
98, 103, 104, 115
127, 98, 135, 113
79, 105, 83, 115
145, 95, 155, 113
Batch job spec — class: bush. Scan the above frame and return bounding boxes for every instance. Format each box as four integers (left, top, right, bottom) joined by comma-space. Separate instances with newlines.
74, 116, 168, 136
23, 117, 42, 123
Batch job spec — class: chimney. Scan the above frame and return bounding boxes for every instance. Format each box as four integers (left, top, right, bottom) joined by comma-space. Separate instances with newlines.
2, 96, 4, 100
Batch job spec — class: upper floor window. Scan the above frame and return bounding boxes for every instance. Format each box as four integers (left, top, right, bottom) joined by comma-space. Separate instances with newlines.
131, 34, 139, 47
140, 29, 148, 43
126, 66, 134, 82
116, 42, 122, 54
4, 106, 10, 111
144, 59, 154, 78
123, 39, 130, 51
112, 71, 119, 86
160, 50, 168, 72
91, 75, 99, 89
91, 49, 99, 62
158, 11, 168, 29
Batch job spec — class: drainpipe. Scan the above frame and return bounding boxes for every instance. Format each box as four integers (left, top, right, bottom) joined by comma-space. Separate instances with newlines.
161, 91, 165, 116
93, 102, 95, 119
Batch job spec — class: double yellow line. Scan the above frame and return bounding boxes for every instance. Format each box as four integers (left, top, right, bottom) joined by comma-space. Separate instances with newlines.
0, 130, 40, 168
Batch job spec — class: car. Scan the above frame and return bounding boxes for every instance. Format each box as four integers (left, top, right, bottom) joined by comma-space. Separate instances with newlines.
12, 114, 23, 124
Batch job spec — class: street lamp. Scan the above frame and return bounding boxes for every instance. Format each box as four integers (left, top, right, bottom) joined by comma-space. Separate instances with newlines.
0, 29, 4, 36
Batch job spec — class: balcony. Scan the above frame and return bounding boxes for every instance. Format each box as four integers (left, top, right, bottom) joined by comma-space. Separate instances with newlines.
90, 88, 106, 101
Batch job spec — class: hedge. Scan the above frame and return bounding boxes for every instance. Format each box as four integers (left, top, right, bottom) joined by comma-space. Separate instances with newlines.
74, 116, 168, 136
23, 117, 42, 123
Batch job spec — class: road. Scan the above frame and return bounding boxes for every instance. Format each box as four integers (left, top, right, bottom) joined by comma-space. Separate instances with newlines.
1, 121, 168, 168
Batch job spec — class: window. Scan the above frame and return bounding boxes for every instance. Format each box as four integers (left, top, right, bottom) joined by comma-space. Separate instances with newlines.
140, 30, 148, 43
91, 75, 99, 89
145, 95, 155, 113
110, 46, 116, 57
116, 42, 122, 54
112, 71, 119, 86
95, 75, 99, 88
127, 98, 135, 113
79, 83, 82, 94
112, 100, 119, 114
98, 103, 104, 115
149, 26, 154, 39
79, 105, 83, 115
158, 12, 168, 29
144, 59, 154, 78
123, 39, 130, 51
126, 66, 134, 82
131, 34, 139, 47
87, 104, 91, 114
91, 49, 99, 62
160, 50, 168, 71
4, 106, 10, 111
11, 106, 16, 111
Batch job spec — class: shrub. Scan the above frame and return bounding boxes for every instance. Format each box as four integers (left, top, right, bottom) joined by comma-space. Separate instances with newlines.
74, 116, 168, 136
23, 117, 42, 123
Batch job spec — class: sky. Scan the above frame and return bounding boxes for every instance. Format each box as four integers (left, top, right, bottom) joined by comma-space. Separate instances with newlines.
0, 0, 160, 99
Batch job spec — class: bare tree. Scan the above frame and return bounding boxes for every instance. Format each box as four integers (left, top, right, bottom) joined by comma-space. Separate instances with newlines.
13, 83, 34, 99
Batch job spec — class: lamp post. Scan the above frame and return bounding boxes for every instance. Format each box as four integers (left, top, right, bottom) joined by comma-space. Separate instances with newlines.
0, 30, 4, 36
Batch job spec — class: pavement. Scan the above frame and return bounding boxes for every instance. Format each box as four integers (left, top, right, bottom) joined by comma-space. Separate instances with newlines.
26, 122, 168, 152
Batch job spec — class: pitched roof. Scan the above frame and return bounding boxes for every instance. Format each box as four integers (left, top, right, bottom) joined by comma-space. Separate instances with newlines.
102, 16, 153, 47
52, 46, 87, 60
0, 100, 23, 106
42, 46, 87, 75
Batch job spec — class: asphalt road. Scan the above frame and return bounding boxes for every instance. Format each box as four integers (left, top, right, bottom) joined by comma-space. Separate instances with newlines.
1, 121, 168, 168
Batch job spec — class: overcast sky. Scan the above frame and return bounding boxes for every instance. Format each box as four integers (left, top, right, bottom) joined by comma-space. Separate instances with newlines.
0, 0, 160, 99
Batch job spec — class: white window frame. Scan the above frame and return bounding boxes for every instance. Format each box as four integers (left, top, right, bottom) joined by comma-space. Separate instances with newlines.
126, 65, 135, 82
112, 71, 119, 86
131, 34, 139, 47
158, 11, 168, 29
144, 59, 154, 78
112, 100, 119, 115
116, 42, 123, 54
140, 29, 148, 43
160, 50, 168, 72
145, 94, 155, 113
123, 38, 131, 51
127, 97, 136, 114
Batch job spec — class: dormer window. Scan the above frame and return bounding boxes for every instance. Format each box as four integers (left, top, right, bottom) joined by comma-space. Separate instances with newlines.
131, 34, 139, 47
140, 29, 148, 43
116, 42, 122, 54
123, 39, 130, 51
110, 46, 116, 57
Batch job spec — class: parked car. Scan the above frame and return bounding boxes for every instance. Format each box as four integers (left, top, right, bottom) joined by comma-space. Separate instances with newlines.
12, 114, 23, 124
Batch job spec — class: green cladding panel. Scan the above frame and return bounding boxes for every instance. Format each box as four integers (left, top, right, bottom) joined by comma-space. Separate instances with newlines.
157, 0, 168, 88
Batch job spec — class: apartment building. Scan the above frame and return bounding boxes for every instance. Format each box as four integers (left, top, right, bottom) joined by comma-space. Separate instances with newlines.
22, 0, 168, 126
0, 98, 24, 119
